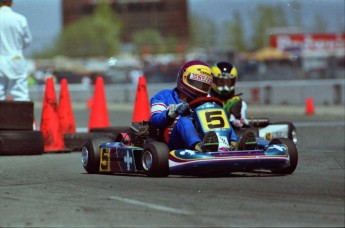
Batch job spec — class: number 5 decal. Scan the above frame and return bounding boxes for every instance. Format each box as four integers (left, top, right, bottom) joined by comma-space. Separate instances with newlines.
100, 148, 111, 171
198, 109, 230, 130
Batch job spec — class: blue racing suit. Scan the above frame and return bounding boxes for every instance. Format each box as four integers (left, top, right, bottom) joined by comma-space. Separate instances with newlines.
150, 89, 201, 150
150, 88, 238, 150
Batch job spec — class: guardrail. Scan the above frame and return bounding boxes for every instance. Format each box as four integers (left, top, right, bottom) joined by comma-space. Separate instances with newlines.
29, 79, 344, 105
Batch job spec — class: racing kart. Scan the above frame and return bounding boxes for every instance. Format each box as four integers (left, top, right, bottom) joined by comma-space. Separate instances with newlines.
82, 97, 298, 177
235, 118, 297, 145
224, 98, 297, 145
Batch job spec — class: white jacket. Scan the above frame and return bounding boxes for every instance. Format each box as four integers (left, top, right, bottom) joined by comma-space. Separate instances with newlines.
0, 6, 32, 79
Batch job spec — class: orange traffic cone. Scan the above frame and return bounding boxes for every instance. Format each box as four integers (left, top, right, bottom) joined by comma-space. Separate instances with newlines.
88, 77, 110, 131
40, 77, 65, 152
58, 78, 76, 134
132, 76, 150, 122
305, 96, 315, 115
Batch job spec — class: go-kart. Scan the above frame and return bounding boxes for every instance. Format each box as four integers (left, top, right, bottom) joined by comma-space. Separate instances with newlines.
82, 97, 298, 177
225, 99, 297, 145
234, 118, 297, 145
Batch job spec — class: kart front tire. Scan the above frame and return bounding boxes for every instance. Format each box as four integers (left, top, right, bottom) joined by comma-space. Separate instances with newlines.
270, 138, 298, 175
142, 141, 169, 177
82, 137, 112, 174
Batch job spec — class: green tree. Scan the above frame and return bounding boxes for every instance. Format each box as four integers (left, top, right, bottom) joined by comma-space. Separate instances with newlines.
189, 14, 217, 49
289, 0, 302, 28
49, 1, 121, 57
222, 11, 247, 52
165, 36, 179, 53
312, 15, 328, 33
132, 29, 165, 54
250, 4, 288, 49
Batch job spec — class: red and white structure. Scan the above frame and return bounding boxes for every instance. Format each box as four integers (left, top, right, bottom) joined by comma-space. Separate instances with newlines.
270, 33, 345, 57
270, 33, 345, 72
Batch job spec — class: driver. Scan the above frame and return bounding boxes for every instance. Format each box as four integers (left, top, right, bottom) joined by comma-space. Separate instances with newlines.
210, 61, 249, 128
150, 60, 237, 152
210, 61, 257, 150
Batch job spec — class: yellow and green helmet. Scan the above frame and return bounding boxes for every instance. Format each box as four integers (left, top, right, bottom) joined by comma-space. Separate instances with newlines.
211, 61, 238, 96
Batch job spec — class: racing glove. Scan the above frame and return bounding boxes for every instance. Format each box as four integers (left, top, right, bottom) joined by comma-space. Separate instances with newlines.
167, 102, 190, 119
232, 119, 244, 128
242, 118, 249, 127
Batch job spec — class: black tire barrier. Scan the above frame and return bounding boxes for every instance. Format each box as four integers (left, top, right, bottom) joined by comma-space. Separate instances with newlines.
0, 130, 44, 155
90, 126, 131, 135
64, 132, 116, 151
0, 101, 34, 130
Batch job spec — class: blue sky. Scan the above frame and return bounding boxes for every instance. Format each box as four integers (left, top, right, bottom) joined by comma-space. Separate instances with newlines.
11, 0, 345, 57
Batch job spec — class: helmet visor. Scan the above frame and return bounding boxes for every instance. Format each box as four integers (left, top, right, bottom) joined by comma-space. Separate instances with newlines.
187, 73, 212, 93
213, 76, 235, 88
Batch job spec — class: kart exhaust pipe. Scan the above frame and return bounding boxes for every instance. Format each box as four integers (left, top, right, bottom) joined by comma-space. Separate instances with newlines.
248, 118, 270, 128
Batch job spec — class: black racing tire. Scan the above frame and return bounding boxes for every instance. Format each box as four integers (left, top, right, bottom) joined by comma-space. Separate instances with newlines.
64, 132, 115, 151
0, 130, 44, 155
142, 141, 170, 177
81, 137, 113, 174
271, 122, 297, 145
270, 138, 298, 175
0, 101, 34, 130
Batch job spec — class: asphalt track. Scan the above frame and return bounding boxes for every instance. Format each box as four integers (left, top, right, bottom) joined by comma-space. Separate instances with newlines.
0, 104, 344, 227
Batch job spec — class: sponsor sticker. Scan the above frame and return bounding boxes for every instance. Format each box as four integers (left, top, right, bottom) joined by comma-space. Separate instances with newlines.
124, 150, 133, 171
189, 73, 212, 85
100, 148, 111, 172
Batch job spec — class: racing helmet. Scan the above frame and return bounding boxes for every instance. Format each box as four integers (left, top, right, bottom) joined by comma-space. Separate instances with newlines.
211, 61, 238, 97
176, 60, 213, 100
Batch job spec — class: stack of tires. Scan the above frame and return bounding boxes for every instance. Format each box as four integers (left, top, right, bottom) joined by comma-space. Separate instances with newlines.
0, 101, 44, 155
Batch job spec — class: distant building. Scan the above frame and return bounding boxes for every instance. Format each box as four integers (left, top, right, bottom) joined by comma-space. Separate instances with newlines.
62, 0, 189, 50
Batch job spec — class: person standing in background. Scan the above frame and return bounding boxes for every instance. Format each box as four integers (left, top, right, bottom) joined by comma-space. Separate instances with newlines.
0, 0, 32, 101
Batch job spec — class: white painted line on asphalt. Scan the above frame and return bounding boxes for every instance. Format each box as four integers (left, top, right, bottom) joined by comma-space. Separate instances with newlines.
109, 196, 193, 215
294, 121, 345, 127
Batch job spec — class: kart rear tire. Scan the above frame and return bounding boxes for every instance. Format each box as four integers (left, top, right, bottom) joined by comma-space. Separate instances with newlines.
271, 122, 297, 145
0, 130, 44, 155
82, 136, 113, 174
142, 141, 169, 177
270, 138, 298, 175
64, 132, 115, 151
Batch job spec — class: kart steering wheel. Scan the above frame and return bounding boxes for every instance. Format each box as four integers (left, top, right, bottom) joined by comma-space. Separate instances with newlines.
189, 97, 223, 109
